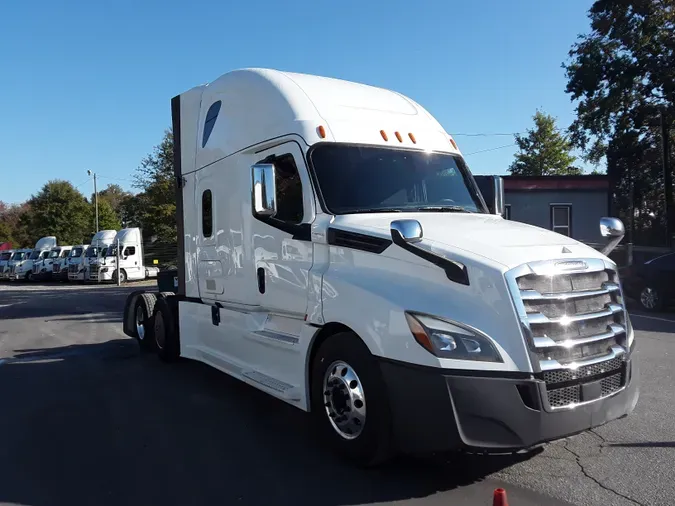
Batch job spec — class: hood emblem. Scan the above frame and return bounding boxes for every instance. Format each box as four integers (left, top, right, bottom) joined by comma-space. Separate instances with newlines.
555, 260, 588, 271
562, 247, 572, 254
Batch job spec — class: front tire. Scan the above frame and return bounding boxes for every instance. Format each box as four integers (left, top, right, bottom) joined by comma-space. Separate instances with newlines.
310, 332, 393, 467
640, 286, 663, 312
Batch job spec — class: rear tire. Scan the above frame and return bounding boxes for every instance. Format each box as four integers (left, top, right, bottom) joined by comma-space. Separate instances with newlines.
310, 332, 393, 467
154, 294, 180, 362
134, 293, 157, 352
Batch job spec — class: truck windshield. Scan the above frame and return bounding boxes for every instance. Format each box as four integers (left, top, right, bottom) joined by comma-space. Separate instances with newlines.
61, 250, 71, 258
0, 253, 10, 261
29, 251, 40, 260
70, 247, 83, 258
100, 247, 108, 257
49, 250, 61, 259
86, 247, 99, 258
106, 247, 117, 257
309, 145, 486, 215
12, 252, 26, 261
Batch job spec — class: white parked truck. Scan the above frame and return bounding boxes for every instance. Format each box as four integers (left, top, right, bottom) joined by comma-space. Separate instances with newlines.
51, 245, 72, 281
122, 68, 638, 466
83, 230, 117, 281
94, 228, 159, 283
67, 245, 88, 281
14, 236, 57, 281
0, 250, 14, 280
33, 245, 70, 281
3, 249, 32, 280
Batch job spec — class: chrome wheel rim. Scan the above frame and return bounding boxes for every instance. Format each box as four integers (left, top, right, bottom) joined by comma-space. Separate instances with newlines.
323, 360, 366, 440
641, 287, 658, 309
154, 313, 165, 350
135, 305, 146, 341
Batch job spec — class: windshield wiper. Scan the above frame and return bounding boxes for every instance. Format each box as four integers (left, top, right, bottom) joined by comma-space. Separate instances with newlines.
414, 206, 473, 213
348, 208, 404, 214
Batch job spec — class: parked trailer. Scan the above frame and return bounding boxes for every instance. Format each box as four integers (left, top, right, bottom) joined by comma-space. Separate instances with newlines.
123, 68, 639, 466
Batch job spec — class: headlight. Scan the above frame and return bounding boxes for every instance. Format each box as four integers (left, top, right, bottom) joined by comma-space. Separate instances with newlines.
405, 312, 503, 362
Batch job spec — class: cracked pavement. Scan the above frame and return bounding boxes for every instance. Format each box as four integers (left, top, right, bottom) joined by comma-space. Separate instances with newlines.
0, 283, 673, 506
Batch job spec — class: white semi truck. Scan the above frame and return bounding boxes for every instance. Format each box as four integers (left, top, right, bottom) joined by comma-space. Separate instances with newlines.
51, 245, 73, 281
0, 250, 14, 280
67, 245, 88, 282
122, 68, 638, 466
93, 228, 159, 283
83, 229, 117, 282
12, 236, 56, 281
67, 230, 117, 282
1, 249, 31, 280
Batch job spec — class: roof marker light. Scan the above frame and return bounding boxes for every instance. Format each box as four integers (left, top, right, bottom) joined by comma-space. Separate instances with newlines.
380, 130, 389, 141
318, 125, 326, 139
449, 137, 459, 150
395, 131, 403, 143
408, 133, 417, 144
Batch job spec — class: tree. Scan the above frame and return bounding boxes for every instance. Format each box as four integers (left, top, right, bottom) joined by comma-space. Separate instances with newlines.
564, 0, 674, 244
509, 111, 579, 176
133, 129, 176, 243
24, 180, 91, 245
95, 199, 121, 231
93, 184, 132, 218
0, 202, 33, 247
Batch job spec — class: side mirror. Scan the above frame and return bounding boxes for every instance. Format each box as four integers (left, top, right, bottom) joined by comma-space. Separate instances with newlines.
390, 219, 423, 244
251, 164, 277, 218
599, 217, 625, 255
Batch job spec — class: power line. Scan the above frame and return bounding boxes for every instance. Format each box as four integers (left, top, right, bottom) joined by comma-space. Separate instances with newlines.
97, 174, 134, 183
73, 177, 92, 190
453, 132, 522, 137
463, 143, 517, 156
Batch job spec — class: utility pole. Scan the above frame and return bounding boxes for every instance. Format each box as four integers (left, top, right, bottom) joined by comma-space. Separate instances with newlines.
661, 109, 672, 247
87, 170, 99, 233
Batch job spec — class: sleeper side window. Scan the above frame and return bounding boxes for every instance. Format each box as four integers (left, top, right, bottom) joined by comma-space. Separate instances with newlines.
202, 101, 221, 148
202, 190, 213, 237
267, 154, 304, 224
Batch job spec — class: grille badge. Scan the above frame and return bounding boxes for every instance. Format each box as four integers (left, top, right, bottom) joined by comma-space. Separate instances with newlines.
555, 260, 588, 271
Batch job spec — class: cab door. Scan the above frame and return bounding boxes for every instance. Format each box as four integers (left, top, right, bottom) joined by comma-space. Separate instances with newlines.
250, 141, 315, 319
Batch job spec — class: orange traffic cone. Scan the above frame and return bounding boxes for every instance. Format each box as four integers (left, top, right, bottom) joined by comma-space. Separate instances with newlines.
493, 488, 508, 506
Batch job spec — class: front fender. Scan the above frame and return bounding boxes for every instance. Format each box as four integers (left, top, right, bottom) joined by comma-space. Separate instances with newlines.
321, 253, 531, 372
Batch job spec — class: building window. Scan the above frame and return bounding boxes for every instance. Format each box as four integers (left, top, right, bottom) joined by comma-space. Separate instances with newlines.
202, 190, 213, 237
202, 101, 222, 148
504, 205, 511, 220
551, 204, 572, 236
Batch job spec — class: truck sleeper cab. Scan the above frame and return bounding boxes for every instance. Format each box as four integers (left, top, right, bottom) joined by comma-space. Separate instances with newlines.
123, 68, 638, 466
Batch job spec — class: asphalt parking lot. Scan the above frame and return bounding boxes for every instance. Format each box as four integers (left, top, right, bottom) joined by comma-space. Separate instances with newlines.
0, 283, 673, 506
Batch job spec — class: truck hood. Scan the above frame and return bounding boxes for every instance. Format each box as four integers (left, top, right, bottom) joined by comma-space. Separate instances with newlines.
331, 212, 608, 269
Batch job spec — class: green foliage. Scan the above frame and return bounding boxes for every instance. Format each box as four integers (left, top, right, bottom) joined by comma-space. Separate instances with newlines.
23, 180, 91, 245
132, 129, 177, 243
564, 0, 674, 244
95, 199, 121, 231
94, 184, 132, 218
509, 111, 579, 176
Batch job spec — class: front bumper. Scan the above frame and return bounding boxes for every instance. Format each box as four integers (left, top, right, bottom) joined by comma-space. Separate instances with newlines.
379, 355, 639, 454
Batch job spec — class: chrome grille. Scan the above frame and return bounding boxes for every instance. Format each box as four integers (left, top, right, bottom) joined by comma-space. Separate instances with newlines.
33, 264, 40, 274
506, 258, 629, 410
543, 356, 624, 384
53, 264, 61, 273
69, 264, 78, 273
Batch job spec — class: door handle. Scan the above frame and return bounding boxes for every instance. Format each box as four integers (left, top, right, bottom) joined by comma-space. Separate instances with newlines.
257, 267, 265, 294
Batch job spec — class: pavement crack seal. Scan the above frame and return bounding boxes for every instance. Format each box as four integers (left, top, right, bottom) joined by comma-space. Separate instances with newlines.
562, 441, 643, 506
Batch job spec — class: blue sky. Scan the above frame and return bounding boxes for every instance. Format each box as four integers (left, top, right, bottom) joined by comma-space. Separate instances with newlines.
0, 0, 595, 204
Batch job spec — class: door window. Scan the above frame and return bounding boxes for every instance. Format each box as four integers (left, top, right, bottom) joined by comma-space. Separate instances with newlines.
123, 246, 136, 257
261, 153, 304, 224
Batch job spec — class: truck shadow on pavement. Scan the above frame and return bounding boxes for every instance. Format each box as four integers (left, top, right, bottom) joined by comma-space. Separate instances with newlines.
0, 339, 542, 506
